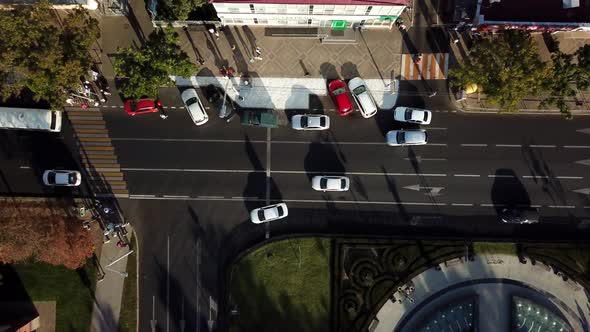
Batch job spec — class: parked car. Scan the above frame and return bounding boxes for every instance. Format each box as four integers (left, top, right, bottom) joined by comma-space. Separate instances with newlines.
311, 176, 350, 192
393, 107, 432, 125
241, 110, 278, 128
42, 170, 82, 187
386, 129, 428, 146
124, 99, 161, 116
250, 203, 289, 224
181, 88, 209, 126
500, 207, 539, 224
292, 114, 330, 130
328, 80, 354, 116
348, 77, 378, 118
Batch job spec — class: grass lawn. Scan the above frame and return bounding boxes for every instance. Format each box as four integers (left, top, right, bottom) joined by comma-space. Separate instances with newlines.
229, 238, 331, 332
118, 235, 137, 332
11, 260, 96, 332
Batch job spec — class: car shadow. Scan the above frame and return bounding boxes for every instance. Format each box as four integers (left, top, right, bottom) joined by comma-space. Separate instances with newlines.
490, 169, 531, 217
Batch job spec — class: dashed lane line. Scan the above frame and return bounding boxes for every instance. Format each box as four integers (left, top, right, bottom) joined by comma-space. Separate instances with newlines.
529, 145, 556, 148
495, 144, 521, 148
453, 174, 481, 177
460, 144, 488, 147
564, 145, 590, 149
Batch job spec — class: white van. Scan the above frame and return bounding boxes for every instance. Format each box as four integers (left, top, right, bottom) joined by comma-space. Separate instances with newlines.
0, 107, 62, 132
181, 88, 209, 126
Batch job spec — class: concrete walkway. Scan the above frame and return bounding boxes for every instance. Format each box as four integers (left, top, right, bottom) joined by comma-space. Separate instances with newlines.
90, 231, 133, 332
374, 254, 590, 332
174, 76, 400, 110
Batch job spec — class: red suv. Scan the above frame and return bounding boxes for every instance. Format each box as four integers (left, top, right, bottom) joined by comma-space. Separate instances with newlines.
329, 80, 353, 117
124, 99, 162, 116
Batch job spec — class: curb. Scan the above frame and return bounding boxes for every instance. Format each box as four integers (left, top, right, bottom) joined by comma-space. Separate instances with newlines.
133, 228, 139, 332
458, 106, 590, 115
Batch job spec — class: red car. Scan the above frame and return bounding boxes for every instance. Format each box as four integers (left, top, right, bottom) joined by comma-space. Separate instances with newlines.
329, 80, 353, 117
124, 99, 162, 116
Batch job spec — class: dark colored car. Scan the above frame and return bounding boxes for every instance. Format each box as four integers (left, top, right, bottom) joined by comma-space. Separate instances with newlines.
124, 99, 162, 116
329, 80, 353, 117
500, 207, 540, 224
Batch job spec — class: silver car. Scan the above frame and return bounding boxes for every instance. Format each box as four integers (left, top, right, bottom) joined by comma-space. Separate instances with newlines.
393, 107, 432, 125
181, 88, 209, 126
42, 170, 82, 187
311, 176, 350, 192
292, 114, 330, 130
387, 129, 428, 146
250, 203, 289, 224
348, 77, 378, 119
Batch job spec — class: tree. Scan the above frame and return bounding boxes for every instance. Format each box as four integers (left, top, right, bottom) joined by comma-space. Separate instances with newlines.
0, 201, 94, 269
157, 0, 207, 20
450, 30, 548, 111
540, 40, 590, 119
114, 26, 194, 99
0, 1, 100, 108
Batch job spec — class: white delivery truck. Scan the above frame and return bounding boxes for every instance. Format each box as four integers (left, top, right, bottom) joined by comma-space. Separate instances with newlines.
0, 107, 62, 132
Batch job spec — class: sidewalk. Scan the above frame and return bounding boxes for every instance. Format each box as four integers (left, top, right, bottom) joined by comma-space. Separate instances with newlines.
373, 254, 590, 331
90, 227, 134, 332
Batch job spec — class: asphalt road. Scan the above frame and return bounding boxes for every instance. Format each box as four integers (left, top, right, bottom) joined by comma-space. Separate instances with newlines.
98, 91, 590, 331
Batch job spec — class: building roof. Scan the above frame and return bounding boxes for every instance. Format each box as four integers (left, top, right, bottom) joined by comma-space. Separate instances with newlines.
211, 0, 410, 6
480, 0, 590, 24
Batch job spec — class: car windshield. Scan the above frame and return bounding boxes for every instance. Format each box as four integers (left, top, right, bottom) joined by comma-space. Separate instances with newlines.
352, 85, 366, 95
257, 210, 266, 221
301, 116, 308, 127
185, 97, 198, 106
396, 132, 406, 144
404, 110, 413, 120
340, 180, 346, 189
332, 87, 345, 96
320, 117, 326, 127
423, 112, 429, 121
68, 174, 76, 184
129, 101, 137, 112
276, 206, 284, 215
48, 173, 56, 184
320, 178, 328, 188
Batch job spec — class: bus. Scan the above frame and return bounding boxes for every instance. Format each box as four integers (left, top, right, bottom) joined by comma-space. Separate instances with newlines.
0, 107, 62, 132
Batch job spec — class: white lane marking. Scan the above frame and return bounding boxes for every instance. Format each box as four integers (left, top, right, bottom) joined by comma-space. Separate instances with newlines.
121, 168, 448, 177
488, 175, 516, 178
19, 165, 31, 169
453, 174, 481, 177
564, 145, 590, 149
163, 195, 190, 198
427, 127, 447, 130
403, 157, 447, 161
280, 199, 447, 206
461, 144, 487, 147
111, 105, 117, 108
266, 127, 271, 205
530, 145, 556, 148
427, 143, 448, 147
548, 205, 575, 209
522, 175, 549, 179
555, 176, 584, 179
480, 203, 507, 207
198, 195, 223, 199
271, 140, 386, 145
495, 144, 521, 148
130, 194, 156, 198
112, 138, 266, 143
171, 106, 177, 109
452, 203, 474, 206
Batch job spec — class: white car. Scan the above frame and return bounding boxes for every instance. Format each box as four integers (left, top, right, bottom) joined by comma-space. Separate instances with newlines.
181, 88, 209, 126
393, 107, 432, 125
42, 170, 82, 186
348, 77, 378, 118
250, 203, 289, 224
312, 176, 350, 192
292, 114, 330, 130
387, 130, 428, 146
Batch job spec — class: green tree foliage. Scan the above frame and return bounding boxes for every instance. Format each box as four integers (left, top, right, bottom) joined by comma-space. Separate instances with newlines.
157, 0, 207, 20
0, 1, 99, 108
114, 26, 194, 99
450, 30, 548, 111
540, 41, 590, 119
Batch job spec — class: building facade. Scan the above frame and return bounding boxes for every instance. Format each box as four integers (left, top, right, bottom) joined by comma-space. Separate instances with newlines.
210, 0, 410, 29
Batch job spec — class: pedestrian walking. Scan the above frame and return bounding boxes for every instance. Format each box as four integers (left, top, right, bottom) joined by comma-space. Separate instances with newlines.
208, 28, 215, 35
231, 44, 236, 51
255, 46, 262, 56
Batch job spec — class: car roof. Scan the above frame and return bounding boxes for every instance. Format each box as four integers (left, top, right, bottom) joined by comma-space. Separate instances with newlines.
404, 130, 426, 142
348, 77, 365, 90
181, 88, 199, 100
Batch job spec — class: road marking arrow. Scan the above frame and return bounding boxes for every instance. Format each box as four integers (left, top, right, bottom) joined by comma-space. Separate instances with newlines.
576, 159, 590, 166
577, 128, 590, 135
404, 156, 447, 162
404, 184, 445, 196
573, 188, 590, 195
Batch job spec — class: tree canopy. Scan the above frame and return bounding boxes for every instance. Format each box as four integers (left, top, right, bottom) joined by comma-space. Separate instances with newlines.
0, 1, 100, 108
114, 26, 195, 99
450, 30, 548, 112
0, 200, 94, 269
156, 0, 207, 21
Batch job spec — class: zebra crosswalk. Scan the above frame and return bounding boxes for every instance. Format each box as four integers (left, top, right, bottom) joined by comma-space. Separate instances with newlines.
400, 53, 449, 81
67, 108, 129, 198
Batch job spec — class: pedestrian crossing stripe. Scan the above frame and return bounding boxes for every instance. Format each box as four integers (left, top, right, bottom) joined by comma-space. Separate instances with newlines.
400, 53, 449, 81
